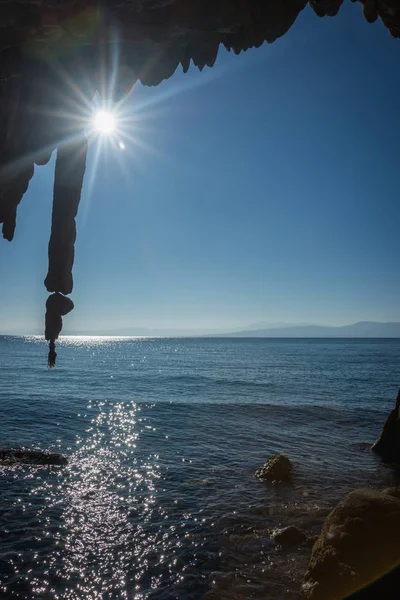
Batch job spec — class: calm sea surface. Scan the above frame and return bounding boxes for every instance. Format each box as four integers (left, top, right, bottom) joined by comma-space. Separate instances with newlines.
0, 336, 399, 599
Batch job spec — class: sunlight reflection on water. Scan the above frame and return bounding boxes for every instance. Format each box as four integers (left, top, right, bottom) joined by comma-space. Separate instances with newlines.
27, 402, 187, 599
1, 337, 399, 599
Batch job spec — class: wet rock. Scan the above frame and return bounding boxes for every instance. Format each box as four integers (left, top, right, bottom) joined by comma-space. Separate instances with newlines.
372, 389, 400, 463
383, 486, 400, 500
255, 454, 293, 483
0, 448, 68, 466
271, 525, 306, 546
302, 488, 400, 600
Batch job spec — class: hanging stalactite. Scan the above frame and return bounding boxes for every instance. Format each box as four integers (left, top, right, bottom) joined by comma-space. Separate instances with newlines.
0, 59, 36, 242
44, 136, 88, 364
45, 293, 75, 368
45, 136, 88, 295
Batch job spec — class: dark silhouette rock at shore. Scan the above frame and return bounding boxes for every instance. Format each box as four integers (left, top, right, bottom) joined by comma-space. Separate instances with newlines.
372, 389, 400, 463
302, 488, 400, 600
271, 525, 306, 546
0, 449, 68, 466
255, 454, 293, 483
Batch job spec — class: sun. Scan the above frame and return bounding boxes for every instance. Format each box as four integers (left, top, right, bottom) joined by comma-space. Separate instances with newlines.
93, 110, 116, 134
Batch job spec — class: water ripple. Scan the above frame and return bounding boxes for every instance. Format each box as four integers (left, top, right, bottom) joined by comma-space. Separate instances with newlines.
1, 337, 399, 599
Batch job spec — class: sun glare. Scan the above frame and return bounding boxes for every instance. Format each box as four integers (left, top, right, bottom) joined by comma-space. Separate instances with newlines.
93, 110, 116, 134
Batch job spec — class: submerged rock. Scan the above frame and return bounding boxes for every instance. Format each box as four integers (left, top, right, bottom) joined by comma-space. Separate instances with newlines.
255, 454, 293, 483
372, 389, 400, 463
271, 525, 306, 546
0, 448, 68, 466
302, 488, 400, 600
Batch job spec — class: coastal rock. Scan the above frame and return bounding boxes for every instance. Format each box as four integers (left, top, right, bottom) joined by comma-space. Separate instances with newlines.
302, 488, 400, 600
383, 486, 400, 499
0, 448, 68, 466
255, 454, 293, 483
372, 389, 400, 463
271, 525, 306, 546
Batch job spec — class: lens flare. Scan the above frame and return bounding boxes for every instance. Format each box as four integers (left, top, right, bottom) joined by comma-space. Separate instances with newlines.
93, 110, 115, 134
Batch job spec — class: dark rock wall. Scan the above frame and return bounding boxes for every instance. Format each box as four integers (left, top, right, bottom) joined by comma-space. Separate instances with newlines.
1, 0, 398, 242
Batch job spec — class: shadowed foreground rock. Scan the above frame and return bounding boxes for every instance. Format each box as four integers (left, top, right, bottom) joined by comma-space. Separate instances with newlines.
302, 488, 400, 600
0, 448, 68, 466
372, 389, 400, 462
255, 454, 293, 483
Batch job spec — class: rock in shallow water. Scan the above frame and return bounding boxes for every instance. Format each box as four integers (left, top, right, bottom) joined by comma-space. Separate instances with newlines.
255, 454, 293, 483
271, 525, 306, 546
302, 488, 400, 600
372, 389, 400, 463
0, 448, 68, 466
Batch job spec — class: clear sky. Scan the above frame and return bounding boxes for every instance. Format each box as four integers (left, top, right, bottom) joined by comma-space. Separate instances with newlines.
1, 3, 399, 335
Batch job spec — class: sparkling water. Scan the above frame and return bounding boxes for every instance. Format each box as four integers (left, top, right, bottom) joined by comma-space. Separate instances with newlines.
1, 336, 399, 599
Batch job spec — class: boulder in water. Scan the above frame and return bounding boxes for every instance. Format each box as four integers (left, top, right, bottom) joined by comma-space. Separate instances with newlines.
255, 454, 293, 483
302, 488, 400, 600
271, 525, 306, 546
0, 448, 68, 466
372, 389, 400, 463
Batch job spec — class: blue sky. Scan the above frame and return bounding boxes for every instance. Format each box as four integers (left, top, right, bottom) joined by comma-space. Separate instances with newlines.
1, 3, 399, 334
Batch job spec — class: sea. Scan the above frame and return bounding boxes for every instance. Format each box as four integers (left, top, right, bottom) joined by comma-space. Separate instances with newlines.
0, 336, 399, 600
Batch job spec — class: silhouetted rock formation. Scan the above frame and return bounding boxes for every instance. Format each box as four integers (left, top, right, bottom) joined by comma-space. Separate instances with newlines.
302, 488, 400, 600
271, 525, 306, 546
45, 293, 75, 367
0, 448, 68, 466
0, 1, 398, 364
255, 453, 293, 482
372, 390, 400, 463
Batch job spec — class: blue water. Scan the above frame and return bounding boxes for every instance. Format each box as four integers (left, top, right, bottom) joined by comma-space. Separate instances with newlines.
0, 336, 399, 599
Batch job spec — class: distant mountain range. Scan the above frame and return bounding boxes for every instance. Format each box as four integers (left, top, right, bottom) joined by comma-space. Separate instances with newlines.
3, 321, 400, 338
64, 321, 400, 338
61, 326, 235, 337
213, 321, 400, 338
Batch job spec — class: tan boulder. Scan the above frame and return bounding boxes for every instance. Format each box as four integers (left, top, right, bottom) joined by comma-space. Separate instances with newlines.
302, 488, 400, 600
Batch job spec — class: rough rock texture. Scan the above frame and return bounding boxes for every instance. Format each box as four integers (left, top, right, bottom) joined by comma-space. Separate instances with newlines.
302, 488, 400, 600
255, 454, 293, 483
383, 486, 400, 499
372, 389, 400, 463
45, 292, 75, 367
0, 448, 68, 466
0, 1, 398, 364
271, 525, 306, 546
